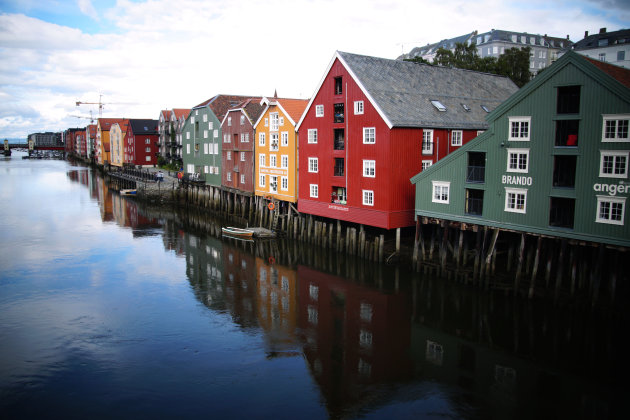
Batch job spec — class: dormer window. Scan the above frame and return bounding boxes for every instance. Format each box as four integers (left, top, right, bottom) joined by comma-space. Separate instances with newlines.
431, 100, 446, 112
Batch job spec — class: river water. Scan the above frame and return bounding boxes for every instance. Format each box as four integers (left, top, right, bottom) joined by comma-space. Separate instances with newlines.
0, 151, 626, 419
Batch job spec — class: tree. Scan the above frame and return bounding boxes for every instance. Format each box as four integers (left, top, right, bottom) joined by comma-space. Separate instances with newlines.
496, 47, 532, 88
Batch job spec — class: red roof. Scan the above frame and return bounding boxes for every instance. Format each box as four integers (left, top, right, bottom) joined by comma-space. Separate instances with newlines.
276, 98, 309, 125
584, 56, 630, 89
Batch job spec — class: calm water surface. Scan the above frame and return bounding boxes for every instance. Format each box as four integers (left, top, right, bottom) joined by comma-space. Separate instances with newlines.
0, 152, 626, 419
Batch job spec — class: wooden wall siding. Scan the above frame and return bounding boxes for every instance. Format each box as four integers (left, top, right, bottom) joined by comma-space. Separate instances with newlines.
413, 54, 630, 247
254, 104, 298, 203
222, 109, 255, 194
182, 107, 223, 186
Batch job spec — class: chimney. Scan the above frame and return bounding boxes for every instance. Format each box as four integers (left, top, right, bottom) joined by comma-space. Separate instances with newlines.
585, 30, 589, 38
600, 27, 606, 34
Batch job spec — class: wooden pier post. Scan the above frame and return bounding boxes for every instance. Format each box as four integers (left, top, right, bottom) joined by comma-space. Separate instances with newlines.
528, 236, 542, 299
514, 233, 526, 295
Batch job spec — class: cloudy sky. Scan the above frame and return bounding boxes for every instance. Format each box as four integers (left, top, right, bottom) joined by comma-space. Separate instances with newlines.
0, 0, 628, 139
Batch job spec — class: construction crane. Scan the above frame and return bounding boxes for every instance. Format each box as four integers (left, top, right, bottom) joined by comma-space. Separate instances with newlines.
75, 94, 130, 118
69, 110, 95, 124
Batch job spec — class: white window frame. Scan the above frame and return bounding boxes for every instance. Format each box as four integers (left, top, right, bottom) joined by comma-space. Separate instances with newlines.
228, 117, 232, 126
281, 132, 288, 147
599, 151, 628, 178
432, 181, 450, 204
240, 115, 245, 125
270, 133, 279, 151
504, 187, 527, 213
363, 160, 375, 177
204, 130, 208, 139
308, 129, 317, 144
310, 184, 318, 198
269, 154, 277, 168
270, 113, 279, 131
242, 133, 249, 143
354, 101, 364, 115
451, 130, 463, 146
240, 152, 245, 162
203, 114, 207, 122
596, 196, 626, 225
226, 171, 232, 181
259, 132, 266, 146
259, 174, 266, 187
203, 143, 208, 154
509, 117, 531, 141
227, 151, 231, 161
602, 115, 630, 142
315, 105, 324, 117
363, 127, 375, 144
422, 130, 434, 155
362, 190, 374, 206
240, 174, 246, 184
281, 155, 288, 169
308, 157, 318, 173
259, 153, 266, 167
281, 176, 288, 191
507, 148, 530, 173
422, 160, 432, 170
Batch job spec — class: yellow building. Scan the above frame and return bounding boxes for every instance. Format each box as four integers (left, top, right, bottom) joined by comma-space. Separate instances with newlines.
254, 96, 308, 203
96, 118, 125, 166
109, 120, 129, 167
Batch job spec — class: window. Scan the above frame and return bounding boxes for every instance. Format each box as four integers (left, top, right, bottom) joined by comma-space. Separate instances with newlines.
597, 196, 626, 225
281, 132, 288, 146
241, 174, 245, 184
187, 163, 194, 173
422, 160, 432, 170
363, 127, 375, 144
214, 143, 218, 154
618, 51, 626, 61
422, 130, 434, 154
145, 147, 150, 152
600, 151, 628, 178
204, 165, 209, 174
467, 152, 486, 183
553, 155, 576, 188
259, 174, 266, 187
555, 120, 579, 146
259, 132, 266, 146
270, 133, 279, 151
259, 154, 266, 167
507, 149, 529, 173
204, 143, 208, 154
465, 189, 484, 215
214, 129, 218, 138
264, 118, 268, 127
227, 151, 231, 160
281, 155, 288, 168
226, 172, 231, 181
334, 77, 342, 95
240, 152, 245, 162
308, 129, 317, 144
240, 115, 245, 125
204, 130, 208, 139
432, 181, 450, 204
599, 52, 606, 62
557, 86, 580, 114
451, 130, 463, 146
269, 155, 277, 168
203, 114, 207, 122
310, 184, 318, 198
228, 117, 232, 126
145, 156, 151, 162
505, 188, 527, 213
549, 197, 575, 228
363, 160, 375, 177
354, 101, 364, 115
224, 134, 230, 143
186, 132, 190, 140
334, 103, 344, 123
334, 129, 344, 150
431, 100, 446, 112
209, 121, 213, 129
334, 158, 344, 176
270, 113, 279, 131
602, 115, 630, 142
308, 157, 318, 173
509, 117, 531, 141
362, 190, 374, 206
186, 144, 190, 154
281, 176, 288, 191
145, 138, 150, 144
315, 105, 324, 117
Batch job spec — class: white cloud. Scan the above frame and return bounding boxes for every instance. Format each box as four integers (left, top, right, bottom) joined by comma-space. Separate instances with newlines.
77, 0, 100, 21
0, 0, 626, 139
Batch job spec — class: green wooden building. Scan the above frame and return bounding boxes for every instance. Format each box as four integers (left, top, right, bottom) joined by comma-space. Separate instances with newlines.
411, 51, 630, 248
182, 95, 254, 186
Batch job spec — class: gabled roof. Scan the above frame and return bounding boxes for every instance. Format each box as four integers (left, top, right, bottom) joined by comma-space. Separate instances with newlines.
254, 96, 309, 128
297, 51, 518, 130
98, 118, 126, 132
583, 56, 630, 88
193, 95, 256, 121
172, 108, 190, 120
222, 97, 265, 126
572, 28, 630, 51
129, 119, 158, 135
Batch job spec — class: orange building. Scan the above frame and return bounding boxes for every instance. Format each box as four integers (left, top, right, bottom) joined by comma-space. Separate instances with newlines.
254, 96, 308, 204
96, 118, 126, 165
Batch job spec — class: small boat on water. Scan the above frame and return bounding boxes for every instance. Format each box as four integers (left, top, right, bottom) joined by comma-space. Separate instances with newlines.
120, 189, 137, 196
222, 226, 255, 239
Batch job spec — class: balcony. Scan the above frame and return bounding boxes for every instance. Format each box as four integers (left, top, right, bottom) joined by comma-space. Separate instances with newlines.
334, 103, 344, 123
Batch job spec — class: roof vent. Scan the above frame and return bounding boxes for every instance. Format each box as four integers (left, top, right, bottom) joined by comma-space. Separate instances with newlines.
461, 103, 471, 112
431, 100, 447, 112
481, 105, 490, 113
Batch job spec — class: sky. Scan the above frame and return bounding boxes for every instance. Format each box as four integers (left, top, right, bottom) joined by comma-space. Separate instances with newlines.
0, 0, 629, 139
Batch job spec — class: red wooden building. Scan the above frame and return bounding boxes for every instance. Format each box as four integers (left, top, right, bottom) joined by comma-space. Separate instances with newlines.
124, 119, 159, 166
220, 98, 263, 194
296, 51, 518, 230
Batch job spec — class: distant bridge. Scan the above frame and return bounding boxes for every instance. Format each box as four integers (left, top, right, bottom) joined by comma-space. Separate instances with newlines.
5, 143, 64, 151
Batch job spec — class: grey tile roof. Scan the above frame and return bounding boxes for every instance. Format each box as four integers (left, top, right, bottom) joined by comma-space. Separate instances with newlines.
339, 51, 519, 129
129, 119, 158, 135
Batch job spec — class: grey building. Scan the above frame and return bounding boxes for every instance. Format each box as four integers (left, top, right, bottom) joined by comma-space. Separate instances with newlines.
28, 132, 63, 147
400, 29, 572, 75
571, 28, 630, 69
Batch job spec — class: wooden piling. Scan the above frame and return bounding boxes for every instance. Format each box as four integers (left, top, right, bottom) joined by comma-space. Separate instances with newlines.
528, 236, 542, 299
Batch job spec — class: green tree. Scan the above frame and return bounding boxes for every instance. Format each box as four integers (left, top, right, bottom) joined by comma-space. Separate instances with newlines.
496, 47, 532, 87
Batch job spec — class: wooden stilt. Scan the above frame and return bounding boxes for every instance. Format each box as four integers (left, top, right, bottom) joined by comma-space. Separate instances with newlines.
514, 233, 526, 295
554, 239, 566, 301
528, 236, 542, 299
